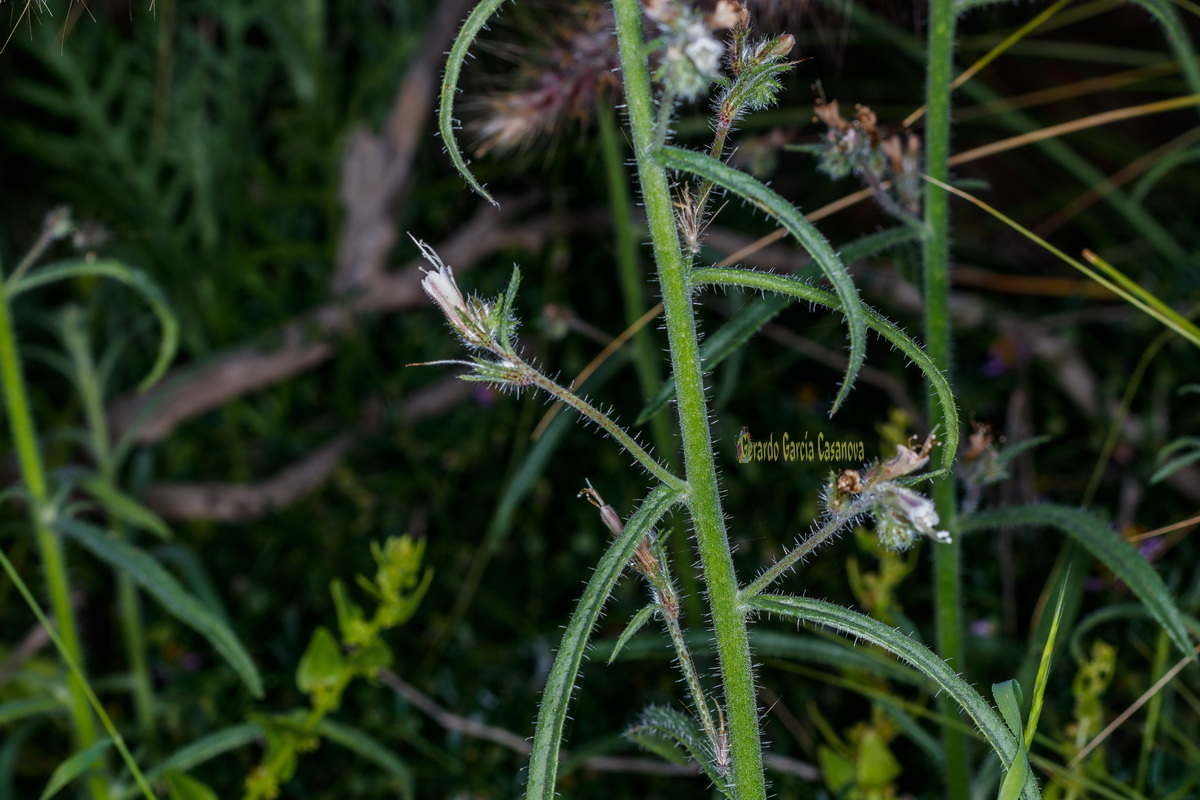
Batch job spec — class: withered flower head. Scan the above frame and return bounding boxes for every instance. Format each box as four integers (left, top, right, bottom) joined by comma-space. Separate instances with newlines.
813, 99, 850, 131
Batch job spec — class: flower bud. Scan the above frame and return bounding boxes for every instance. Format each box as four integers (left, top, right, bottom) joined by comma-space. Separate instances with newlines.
768, 34, 795, 58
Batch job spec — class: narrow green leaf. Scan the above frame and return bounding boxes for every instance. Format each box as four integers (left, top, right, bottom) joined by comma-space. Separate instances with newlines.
608, 603, 658, 664
1150, 442, 1200, 484
8, 260, 178, 390
992, 681, 1029, 800
1027, 576, 1067, 749
626, 705, 731, 794
691, 266, 959, 474
56, 518, 264, 697
637, 226, 920, 426
597, 627, 924, 685
39, 738, 113, 800
117, 723, 262, 799
296, 627, 345, 694
438, 0, 509, 205
79, 475, 171, 540
526, 485, 683, 800
153, 544, 232, 624
0, 696, 63, 726
748, 594, 1041, 799
315, 719, 415, 800
960, 505, 1194, 660
164, 771, 217, 800
657, 146, 867, 414
838, 226, 923, 263
1122, 0, 1200, 116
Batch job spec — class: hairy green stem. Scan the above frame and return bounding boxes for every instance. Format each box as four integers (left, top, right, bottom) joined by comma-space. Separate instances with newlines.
523, 361, 685, 493
0, 289, 106, 800
660, 595, 720, 750
739, 497, 872, 602
922, 0, 968, 796
597, 104, 701, 618
612, 1, 765, 797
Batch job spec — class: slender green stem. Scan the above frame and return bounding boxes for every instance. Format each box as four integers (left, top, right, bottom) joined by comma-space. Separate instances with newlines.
0, 285, 106, 800
739, 497, 872, 602
612, 1, 765, 797
660, 595, 720, 750
62, 308, 157, 741
922, 0, 968, 796
0, 547, 155, 800
523, 360, 685, 493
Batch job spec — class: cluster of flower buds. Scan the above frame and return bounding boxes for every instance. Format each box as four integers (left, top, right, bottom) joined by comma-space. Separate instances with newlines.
809, 100, 923, 218
646, 0, 744, 101
826, 430, 951, 552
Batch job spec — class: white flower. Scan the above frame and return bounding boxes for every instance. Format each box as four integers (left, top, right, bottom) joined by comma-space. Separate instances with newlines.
683, 22, 724, 77
411, 235, 491, 348
880, 485, 951, 548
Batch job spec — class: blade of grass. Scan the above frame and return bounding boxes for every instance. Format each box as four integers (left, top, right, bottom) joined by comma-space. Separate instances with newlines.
924, 176, 1200, 349
1026, 574, 1068, 748
0, 547, 155, 800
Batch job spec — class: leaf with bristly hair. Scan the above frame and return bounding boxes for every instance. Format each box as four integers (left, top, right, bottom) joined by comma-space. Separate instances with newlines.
525, 485, 683, 800
656, 146, 867, 415
690, 266, 959, 475
626, 705, 733, 796
438, 0, 510, 205
748, 594, 1042, 799
960, 505, 1194, 661
608, 603, 657, 664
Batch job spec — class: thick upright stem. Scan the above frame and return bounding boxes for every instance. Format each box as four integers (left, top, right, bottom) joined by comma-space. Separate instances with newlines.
611, 2, 765, 797
0, 292, 105, 800
922, 0, 968, 796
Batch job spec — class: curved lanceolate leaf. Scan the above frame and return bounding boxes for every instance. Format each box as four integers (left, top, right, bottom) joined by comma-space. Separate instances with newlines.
117, 724, 263, 799
526, 485, 684, 800
656, 146, 866, 414
749, 594, 1041, 799
626, 705, 731, 795
691, 266, 958, 475
636, 225, 921, 426
960, 505, 1195, 661
608, 603, 657, 664
992, 681, 1030, 800
39, 738, 113, 800
438, 0, 509, 206
8, 259, 178, 391
1123, 0, 1200, 110
56, 518, 263, 697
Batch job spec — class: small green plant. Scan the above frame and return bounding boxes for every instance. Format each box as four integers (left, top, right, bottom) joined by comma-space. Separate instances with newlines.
240, 535, 430, 800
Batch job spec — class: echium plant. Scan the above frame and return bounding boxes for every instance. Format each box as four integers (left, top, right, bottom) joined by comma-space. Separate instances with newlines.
418, 1, 1040, 798
421, 0, 1196, 797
